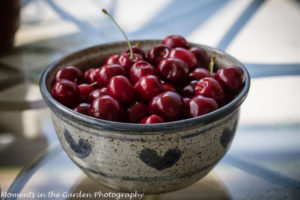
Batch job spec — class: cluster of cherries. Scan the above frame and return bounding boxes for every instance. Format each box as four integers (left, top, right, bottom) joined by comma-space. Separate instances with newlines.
51, 35, 244, 124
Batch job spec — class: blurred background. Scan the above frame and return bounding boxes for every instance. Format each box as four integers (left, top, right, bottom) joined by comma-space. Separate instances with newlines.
0, 0, 300, 199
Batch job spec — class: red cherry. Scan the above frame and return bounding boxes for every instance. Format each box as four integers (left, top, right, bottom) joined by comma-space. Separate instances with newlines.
122, 46, 145, 58
78, 83, 95, 102
84, 68, 98, 83
162, 83, 177, 92
107, 75, 136, 105
169, 47, 197, 68
161, 35, 188, 49
189, 67, 211, 80
189, 95, 218, 117
148, 91, 184, 121
140, 115, 164, 124
51, 79, 79, 108
157, 57, 189, 83
181, 84, 194, 98
190, 47, 209, 68
127, 101, 148, 123
134, 75, 164, 102
89, 95, 125, 122
105, 54, 120, 65
54, 66, 83, 83
73, 103, 91, 115
118, 53, 143, 71
195, 77, 224, 103
129, 60, 157, 84
145, 44, 171, 66
214, 66, 244, 92
88, 87, 107, 103
95, 64, 126, 88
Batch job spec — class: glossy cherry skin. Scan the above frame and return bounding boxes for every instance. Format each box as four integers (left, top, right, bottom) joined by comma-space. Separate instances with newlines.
169, 47, 197, 68
195, 77, 225, 103
54, 66, 83, 83
163, 83, 177, 92
146, 44, 171, 66
157, 57, 189, 83
161, 35, 188, 49
127, 101, 148, 123
189, 95, 218, 117
84, 68, 98, 83
214, 66, 244, 92
105, 54, 120, 65
118, 53, 144, 71
148, 91, 184, 121
134, 75, 164, 102
189, 67, 211, 80
89, 95, 125, 122
95, 64, 126, 88
107, 75, 136, 105
122, 45, 145, 58
183, 97, 191, 118
78, 83, 95, 102
88, 87, 107, 103
129, 60, 157, 84
73, 103, 91, 115
190, 47, 209, 68
51, 79, 79, 108
140, 115, 164, 124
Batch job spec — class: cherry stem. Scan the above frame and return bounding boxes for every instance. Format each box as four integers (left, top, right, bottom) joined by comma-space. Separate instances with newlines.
102, 9, 134, 60
209, 56, 215, 75
90, 82, 98, 87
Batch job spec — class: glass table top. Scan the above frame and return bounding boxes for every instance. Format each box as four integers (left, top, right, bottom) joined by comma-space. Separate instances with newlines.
1, 0, 300, 199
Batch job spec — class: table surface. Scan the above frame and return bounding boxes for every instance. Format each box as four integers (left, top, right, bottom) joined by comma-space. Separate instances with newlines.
1, 0, 300, 199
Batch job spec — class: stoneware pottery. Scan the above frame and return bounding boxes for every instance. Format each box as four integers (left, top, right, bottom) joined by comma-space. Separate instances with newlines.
40, 40, 250, 194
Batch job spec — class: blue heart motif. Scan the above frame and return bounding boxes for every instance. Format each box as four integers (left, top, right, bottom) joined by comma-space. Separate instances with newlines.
220, 119, 238, 149
64, 129, 92, 158
139, 148, 182, 171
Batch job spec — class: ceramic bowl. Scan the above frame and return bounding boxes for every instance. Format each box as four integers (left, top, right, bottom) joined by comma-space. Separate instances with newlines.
40, 40, 250, 194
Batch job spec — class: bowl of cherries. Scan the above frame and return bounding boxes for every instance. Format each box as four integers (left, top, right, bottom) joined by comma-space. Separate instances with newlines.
40, 10, 249, 195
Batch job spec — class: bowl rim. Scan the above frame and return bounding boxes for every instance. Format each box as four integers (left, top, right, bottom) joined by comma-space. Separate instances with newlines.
40, 40, 250, 133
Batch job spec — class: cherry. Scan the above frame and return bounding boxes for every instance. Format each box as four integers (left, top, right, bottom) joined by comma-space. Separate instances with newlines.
51, 79, 79, 108
89, 95, 125, 122
73, 103, 91, 115
190, 47, 209, 68
78, 83, 95, 102
189, 95, 218, 117
122, 45, 145, 58
145, 44, 171, 66
118, 53, 144, 71
183, 97, 191, 118
134, 75, 164, 102
127, 101, 148, 123
214, 66, 244, 92
181, 84, 194, 98
95, 64, 126, 88
161, 35, 188, 49
169, 47, 197, 68
162, 83, 177, 92
148, 91, 184, 121
195, 77, 224, 103
55, 66, 83, 83
105, 54, 120, 65
189, 67, 211, 80
157, 57, 189, 83
129, 60, 157, 83
84, 68, 98, 83
141, 115, 164, 124
107, 75, 136, 105
88, 87, 107, 103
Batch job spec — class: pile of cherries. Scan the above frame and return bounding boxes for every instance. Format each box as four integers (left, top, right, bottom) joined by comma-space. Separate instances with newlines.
51, 35, 244, 124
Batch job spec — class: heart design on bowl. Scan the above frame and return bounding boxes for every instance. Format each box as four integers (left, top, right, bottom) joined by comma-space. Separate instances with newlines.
64, 129, 92, 158
139, 148, 182, 171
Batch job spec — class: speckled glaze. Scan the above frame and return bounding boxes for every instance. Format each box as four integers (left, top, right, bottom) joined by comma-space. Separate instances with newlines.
40, 40, 250, 194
